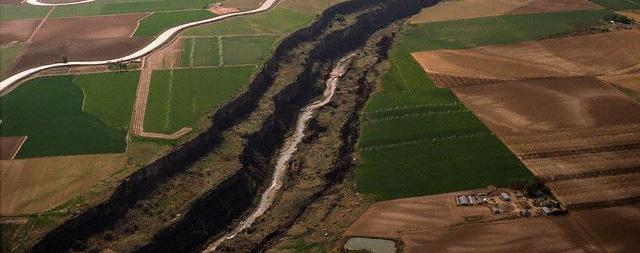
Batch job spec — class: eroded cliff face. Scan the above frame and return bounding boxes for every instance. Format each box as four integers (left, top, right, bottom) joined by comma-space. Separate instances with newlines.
30, 0, 439, 252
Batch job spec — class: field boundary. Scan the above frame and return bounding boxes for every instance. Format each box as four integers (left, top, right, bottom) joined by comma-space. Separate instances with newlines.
130, 57, 191, 140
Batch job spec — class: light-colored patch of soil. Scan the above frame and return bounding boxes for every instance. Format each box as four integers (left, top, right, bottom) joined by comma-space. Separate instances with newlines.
0, 136, 27, 160
0, 19, 41, 45
0, 153, 125, 216
31, 13, 149, 42
412, 31, 640, 81
8, 37, 151, 75
219, 0, 263, 11
344, 191, 491, 239
546, 173, 640, 206
452, 77, 640, 136
411, 0, 601, 23
209, 5, 240, 15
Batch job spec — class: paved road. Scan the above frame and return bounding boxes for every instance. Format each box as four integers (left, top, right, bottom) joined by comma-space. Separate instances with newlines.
26, 0, 96, 6
0, 0, 278, 93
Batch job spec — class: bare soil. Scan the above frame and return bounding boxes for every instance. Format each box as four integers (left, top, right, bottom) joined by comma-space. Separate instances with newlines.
344, 195, 640, 252
546, 173, 640, 206
412, 31, 640, 81
344, 191, 490, 239
411, 0, 601, 23
570, 204, 640, 253
0, 154, 125, 215
30, 13, 148, 42
598, 72, 640, 92
400, 217, 599, 253
452, 77, 640, 136
0, 136, 27, 160
209, 5, 240, 15
8, 37, 151, 75
522, 148, 640, 177
0, 19, 41, 45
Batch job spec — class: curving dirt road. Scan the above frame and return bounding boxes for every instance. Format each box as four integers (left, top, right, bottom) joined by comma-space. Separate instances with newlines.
0, 0, 278, 93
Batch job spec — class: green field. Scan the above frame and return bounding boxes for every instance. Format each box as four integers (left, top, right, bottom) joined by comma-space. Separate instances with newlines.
144, 66, 255, 133
356, 9, 613, 200
73, 71, 140, 128
181, 37, 220, 67
222, 36, 278, 65
134, 10, 215, 37
588, 0, 640, 10
185, 7, 313, 36
0, 44, 23, 78
0, 72, 138, 158
50, 0, 217, 18
401, 9, 613, 51
0, 5, 50, 21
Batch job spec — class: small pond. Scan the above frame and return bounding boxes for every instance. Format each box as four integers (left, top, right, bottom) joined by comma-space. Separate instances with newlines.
344, 237, 396, 253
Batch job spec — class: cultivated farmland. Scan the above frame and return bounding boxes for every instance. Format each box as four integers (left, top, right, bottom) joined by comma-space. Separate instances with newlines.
344, 195, 640, 253
412, 31, 640, 83
134, 10, 215, 37
143, 66, 254, 134
0, 72, 138, 158
410, 0, 601, 23
0, 154, 125, 215
181, 37, 220, 67
0, 19, 40, 45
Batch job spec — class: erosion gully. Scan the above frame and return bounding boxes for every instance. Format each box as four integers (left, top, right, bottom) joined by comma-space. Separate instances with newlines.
28, 0, 439, 252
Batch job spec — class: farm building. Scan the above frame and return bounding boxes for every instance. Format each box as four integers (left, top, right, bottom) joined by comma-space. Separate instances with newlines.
456, 196, 470, 206
500, 192, 511, 201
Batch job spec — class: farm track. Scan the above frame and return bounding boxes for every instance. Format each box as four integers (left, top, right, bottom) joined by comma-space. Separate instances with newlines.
520, 143, 640, 160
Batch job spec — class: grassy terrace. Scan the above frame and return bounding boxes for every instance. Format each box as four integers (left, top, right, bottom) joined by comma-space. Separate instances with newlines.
0, 72, 138, 158
357, 9, 613, 200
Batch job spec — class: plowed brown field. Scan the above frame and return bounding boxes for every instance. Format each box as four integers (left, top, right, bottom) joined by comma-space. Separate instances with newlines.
30, 13, 148, 42
0, 154, 125, 215
0, 136, 26, 160
0, 19, 40, 45
344, 191, 490, 239
452, 77, 640, 136
547, 173, 640, 207
412, 31, 640, 81
8, 37, 151, 75
411, 0, 601, 23
453, 77, 640, 205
